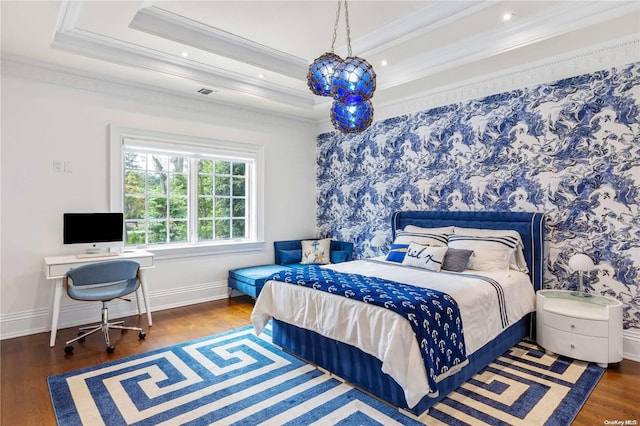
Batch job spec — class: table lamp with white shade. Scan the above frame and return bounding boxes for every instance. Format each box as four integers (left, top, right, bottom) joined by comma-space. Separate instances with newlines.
568, 253, 595, 297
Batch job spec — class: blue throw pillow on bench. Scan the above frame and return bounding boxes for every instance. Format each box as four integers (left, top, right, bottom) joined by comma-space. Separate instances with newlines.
279, 249, 302, 265
330, 250, 349, 263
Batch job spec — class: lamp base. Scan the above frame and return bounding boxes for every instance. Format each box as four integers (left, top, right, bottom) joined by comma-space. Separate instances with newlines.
571, 291, 593, 298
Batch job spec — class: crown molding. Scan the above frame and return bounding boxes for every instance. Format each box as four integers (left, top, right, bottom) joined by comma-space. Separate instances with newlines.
47, 0, 637, 116
51, 28, 314, 109
377, 0, 639, 91
318, 36, 640, 133
0, 55, 316, 130
343, 1, 494, 58
51, 1, 314, 109
130, 5, 308, 80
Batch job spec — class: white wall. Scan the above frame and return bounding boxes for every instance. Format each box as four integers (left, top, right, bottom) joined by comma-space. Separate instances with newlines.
0, 70, 318, 339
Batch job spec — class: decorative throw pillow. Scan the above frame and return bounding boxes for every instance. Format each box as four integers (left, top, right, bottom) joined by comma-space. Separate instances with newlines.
447, 234, 516, 272
385, 230, 448, 263
278, 249, 302, 265
330, 250, 348, 264
401, 243, 448, 272
386, 243, 409, 262
301, 238, 331, 265
442, 248, 474, 272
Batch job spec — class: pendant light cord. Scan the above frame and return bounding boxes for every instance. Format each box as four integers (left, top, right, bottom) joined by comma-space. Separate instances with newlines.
330, 1, 341, 53
330, 0, 352, 57
344, 0, 352, 57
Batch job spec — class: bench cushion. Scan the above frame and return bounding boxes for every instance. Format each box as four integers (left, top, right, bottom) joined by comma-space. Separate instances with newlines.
228, 264, 290, 298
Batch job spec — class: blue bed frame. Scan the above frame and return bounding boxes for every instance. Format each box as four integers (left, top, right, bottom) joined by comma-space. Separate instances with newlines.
272, 211, 545, 416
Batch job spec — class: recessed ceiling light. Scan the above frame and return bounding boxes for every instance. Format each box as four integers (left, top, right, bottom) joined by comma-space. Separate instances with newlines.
381, 59, 388, 67
181, 51, 189, 58
503, 12, 514, 21
258, 74, 265, 79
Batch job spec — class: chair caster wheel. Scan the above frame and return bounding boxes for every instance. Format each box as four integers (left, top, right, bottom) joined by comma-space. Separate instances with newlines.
64, 345, 74, 354
139, 332, 146, 340
106, 346, 115, 354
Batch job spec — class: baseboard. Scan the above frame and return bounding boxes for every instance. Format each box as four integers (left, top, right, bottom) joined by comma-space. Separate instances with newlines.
3, 291, 640, 364
623, 329, 640, 362
0, 280, 229, 341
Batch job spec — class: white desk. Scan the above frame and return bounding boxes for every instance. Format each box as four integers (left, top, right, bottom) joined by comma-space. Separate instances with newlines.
43, 250, 155, 347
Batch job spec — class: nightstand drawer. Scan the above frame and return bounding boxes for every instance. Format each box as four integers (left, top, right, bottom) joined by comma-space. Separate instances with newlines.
543, 310, 608, 337
541, 326, 608, 362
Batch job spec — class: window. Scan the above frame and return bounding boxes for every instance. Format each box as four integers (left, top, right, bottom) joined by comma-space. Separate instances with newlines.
110, 126, 264, 257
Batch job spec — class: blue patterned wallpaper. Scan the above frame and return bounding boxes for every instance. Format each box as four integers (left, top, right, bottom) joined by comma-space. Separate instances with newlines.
316, 63, 640, 330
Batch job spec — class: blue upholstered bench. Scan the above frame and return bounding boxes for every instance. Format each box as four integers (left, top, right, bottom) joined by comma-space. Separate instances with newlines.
228, 264, 290, 299
274, 239, 354, 265
228, 239, 354, 298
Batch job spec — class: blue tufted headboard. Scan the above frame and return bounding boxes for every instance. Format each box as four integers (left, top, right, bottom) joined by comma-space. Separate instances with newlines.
392, 211, 545, 291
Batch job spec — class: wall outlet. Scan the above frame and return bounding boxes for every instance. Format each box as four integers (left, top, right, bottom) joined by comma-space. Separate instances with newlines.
53, 160, 63, 173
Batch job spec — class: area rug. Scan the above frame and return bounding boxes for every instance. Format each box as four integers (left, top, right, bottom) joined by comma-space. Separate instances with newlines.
48, 324, 604, 425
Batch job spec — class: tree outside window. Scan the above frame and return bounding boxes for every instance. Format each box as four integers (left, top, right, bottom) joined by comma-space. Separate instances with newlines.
123, 148, 250, 247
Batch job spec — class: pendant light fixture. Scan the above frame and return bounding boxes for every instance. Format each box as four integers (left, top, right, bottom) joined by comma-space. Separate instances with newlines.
306, 0, 376, 133
331, 99, 373, 133
307, 2, 343, 97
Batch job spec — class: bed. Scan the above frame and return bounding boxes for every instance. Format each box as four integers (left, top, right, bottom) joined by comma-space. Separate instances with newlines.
252, 210, 545, 417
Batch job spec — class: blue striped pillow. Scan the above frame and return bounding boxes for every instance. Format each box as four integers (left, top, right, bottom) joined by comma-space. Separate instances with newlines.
448, 234, 518, 272
385, 231, 448, 262
453, 227, 528, 272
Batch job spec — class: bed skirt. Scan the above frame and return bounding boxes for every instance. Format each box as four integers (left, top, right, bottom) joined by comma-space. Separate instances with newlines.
272, 315, 531, 416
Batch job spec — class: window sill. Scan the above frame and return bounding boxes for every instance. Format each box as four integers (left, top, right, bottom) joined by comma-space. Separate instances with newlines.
127, 240, 266, 261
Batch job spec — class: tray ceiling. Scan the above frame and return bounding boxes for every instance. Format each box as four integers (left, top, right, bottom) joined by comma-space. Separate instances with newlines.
1, 1, 638, 122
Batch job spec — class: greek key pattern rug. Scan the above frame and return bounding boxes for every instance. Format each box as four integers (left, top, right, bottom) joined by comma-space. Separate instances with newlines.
48, 325, 603, 425
422, 340, 604, 425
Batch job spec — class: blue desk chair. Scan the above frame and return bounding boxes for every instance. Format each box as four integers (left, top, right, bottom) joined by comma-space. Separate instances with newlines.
63, 259, 146, 354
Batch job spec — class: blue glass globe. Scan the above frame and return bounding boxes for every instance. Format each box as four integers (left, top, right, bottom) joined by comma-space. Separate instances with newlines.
307, 52, 343, 96
331, 56, 376, 102
331, 99, 374, 133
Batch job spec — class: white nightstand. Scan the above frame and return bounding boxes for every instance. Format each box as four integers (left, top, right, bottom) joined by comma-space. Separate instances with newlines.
536, 290, 623, 368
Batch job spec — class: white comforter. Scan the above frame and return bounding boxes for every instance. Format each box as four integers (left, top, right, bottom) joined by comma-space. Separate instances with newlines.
251, 258, 535, 408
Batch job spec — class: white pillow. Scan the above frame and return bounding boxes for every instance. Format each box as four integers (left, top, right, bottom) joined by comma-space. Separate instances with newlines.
401, 243, 448, 272
301, 238, 331, 264
453, 227, 528, 272
447, 234, 516, 272
392, 230, 448, 246
403, 225, 455, 235
386, 228, 449, 263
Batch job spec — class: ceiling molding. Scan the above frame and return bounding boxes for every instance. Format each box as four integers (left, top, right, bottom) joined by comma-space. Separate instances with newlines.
51, 1, 315, 109
1, 54, 317, 130
53, 0, 81, 32
376, 0, 640, 91
130, 5, 309, 80
343, 1, 494, 58
318, 36, 640, 133
51, 27, 314, 109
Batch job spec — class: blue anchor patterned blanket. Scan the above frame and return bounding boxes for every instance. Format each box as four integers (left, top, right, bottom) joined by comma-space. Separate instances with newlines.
268, 265, 468, 394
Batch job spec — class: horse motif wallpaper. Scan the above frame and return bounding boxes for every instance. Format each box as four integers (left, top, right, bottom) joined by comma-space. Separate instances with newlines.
316, 63, 640, 330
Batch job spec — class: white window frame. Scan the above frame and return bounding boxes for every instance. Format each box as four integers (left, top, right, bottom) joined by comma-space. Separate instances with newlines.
109, 125, 265, 259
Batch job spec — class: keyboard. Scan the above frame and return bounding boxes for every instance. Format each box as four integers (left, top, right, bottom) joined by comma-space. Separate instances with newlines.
76, 252, 120, 259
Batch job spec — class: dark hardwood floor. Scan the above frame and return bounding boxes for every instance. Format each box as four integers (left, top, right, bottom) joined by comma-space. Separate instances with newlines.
1, 296, 638, 425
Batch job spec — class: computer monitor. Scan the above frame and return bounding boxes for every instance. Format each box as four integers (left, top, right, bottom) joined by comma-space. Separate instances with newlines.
63, 213, 124, 253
